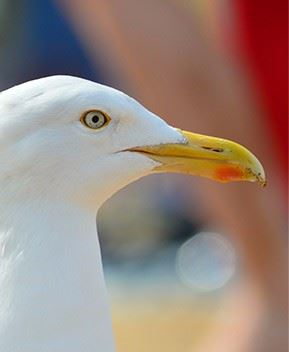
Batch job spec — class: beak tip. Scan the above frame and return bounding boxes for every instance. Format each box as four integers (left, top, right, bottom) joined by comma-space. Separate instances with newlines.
253, 170, 267, 188
248, 155, 266, 188
259, 178, 267, 188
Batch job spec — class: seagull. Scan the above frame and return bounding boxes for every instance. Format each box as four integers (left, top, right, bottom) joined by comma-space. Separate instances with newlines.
0, 76, 265, 351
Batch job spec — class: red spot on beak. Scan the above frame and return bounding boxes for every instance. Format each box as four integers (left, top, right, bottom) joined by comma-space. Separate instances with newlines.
215, 166, 244, 182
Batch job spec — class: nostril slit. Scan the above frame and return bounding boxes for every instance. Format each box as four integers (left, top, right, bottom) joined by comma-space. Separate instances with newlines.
201, 146, 213, 150
201, 146, 224, 153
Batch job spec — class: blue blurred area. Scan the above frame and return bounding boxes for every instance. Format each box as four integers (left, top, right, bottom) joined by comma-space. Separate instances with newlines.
0, 0, 104, 88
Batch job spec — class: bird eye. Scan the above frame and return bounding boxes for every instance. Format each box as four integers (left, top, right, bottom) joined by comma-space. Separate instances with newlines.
81, 110, 110, 129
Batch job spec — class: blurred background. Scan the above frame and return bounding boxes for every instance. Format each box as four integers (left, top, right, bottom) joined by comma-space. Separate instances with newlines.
0, 0, 287, 351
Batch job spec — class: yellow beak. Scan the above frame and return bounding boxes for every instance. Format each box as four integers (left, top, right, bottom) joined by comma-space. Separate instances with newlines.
128, 129, 266, 186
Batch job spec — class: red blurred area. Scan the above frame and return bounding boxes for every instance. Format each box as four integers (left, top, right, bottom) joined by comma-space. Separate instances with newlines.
235, 0, 288, 181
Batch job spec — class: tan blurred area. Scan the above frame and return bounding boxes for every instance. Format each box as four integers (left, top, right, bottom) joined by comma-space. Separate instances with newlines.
57, 1, 287, 351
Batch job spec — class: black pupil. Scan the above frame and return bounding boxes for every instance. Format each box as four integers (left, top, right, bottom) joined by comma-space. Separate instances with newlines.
91, 114, 101, 124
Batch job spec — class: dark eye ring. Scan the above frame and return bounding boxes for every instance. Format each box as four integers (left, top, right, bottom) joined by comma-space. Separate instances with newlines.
81, 110, 110, 129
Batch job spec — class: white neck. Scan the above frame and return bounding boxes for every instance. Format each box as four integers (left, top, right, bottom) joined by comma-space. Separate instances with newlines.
0, 199, 115, 352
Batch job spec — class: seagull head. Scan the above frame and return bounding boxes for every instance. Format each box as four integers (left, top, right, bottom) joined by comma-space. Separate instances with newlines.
0, 75, 266, 210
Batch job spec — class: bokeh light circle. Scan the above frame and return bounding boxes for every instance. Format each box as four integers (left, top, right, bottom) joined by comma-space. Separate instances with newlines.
176, 232, 237, 292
